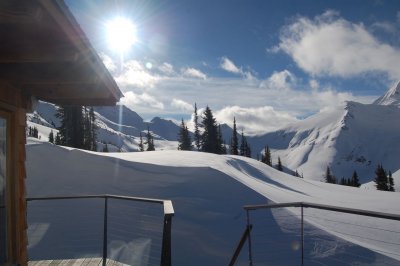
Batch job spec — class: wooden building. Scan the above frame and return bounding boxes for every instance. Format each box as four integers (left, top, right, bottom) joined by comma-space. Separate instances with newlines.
0, 1, 122, 264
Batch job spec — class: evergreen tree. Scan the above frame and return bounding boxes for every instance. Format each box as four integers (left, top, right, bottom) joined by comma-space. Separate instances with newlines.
48, 130, 54, 143
89, 107, 97, 151
276, 157, 283, 171
200, 106, 219, 153
325, 166, 336, 184
374, 164, 388, 191
102, 143, 109, 152
351, 170, 361, 187
193, 103, 201, 151
145, 127, 155, 151
339, 177, 346, 185
55, 132, 61, 145
239, 131, 246, 156
294, 170, 298, 177
33, 126, 39, 138
230, 117, 239, 155
138, 132, 144, 152
245, 141, 251, 158
178, 119, 192, 150
56, 105, 84, 148
388, 170, 395, 192
261, 146, 272, 166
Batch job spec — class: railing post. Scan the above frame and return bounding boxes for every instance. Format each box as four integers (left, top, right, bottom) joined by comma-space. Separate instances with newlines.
102, 197, 108, 266
160, 213, 173, 266
246, 210, 253, 266
301, 205, 304, 266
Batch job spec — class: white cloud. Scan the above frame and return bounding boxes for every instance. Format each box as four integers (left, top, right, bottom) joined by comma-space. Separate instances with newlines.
276, 10, 400, 80
219, 56, 256, 80
116, 60, 157, 89
181, 67, 207, 79
120, 91, 164, 110
220, 57, 241, 74
263, 70, 298, 90
106, 56, 377, 132
158, 62, 175, 75
171, 98, 193, 112
215, 106, 298, 135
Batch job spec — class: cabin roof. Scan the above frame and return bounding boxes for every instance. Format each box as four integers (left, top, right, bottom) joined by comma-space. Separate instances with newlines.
0, 0, 123, 106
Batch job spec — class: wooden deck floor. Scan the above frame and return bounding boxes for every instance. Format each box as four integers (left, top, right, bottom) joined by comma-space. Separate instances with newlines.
28, 258, 129, 266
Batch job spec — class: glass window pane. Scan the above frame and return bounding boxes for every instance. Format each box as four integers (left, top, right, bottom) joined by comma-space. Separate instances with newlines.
0, 117, 7, 262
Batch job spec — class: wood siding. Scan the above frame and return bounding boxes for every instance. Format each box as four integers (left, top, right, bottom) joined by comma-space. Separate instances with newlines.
0, 84, 29, 265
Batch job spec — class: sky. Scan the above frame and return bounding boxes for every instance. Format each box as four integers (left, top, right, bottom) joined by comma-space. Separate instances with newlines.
66, 0, 400, 135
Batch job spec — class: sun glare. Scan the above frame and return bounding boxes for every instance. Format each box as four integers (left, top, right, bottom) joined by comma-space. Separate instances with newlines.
106, 17, 137, 53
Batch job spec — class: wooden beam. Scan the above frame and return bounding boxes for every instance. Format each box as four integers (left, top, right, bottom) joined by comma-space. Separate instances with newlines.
23, 84, 112, 100
0, 63, 100, 85
0, 1, 45, 25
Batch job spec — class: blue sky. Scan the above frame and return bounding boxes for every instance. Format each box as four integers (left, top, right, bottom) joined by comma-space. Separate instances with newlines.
66, 0, 400, 135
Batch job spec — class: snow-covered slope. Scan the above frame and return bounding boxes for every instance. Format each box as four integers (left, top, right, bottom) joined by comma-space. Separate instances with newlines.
29, 101, 181, 152
249, 100, 400, 183
26, 141, 400, 265
373, 81, 400, 106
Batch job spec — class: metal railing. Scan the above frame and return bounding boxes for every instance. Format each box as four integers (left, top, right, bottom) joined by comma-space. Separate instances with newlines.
229, 202, 400, 266
26, 194, 174, 266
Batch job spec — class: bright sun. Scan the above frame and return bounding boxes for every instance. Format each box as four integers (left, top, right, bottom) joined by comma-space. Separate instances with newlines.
106, 17, 137, 53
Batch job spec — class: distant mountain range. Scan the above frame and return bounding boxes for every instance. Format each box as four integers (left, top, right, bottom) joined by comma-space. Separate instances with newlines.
28, 81, 400, 184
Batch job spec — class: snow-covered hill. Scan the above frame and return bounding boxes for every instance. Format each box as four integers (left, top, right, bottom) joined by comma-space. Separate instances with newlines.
30, 101, 181, 152
374, 81, 400, 106
249, 100, 400, 183
26, 140, 400, 265
28, 82, 400, 185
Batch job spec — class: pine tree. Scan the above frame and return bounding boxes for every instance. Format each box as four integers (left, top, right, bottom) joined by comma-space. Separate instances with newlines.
276, 157, 283, 171
261, 146, 272, 166
102, 143, 109, 152
351, 170, 361, 187
56, 105, 84, 148
230, 117, 239, 155
325, 166, 336, 184
178, 119, 192, 150
89, 107, 97, 151
294, 170, 299, 177
138, 132, 144, 152
145, 126, 155, 151
374, 164, 388, 191
55, 132, 61, 145
388, 170, 395, 192
200, 106, 219, 153
245, 141, 251, 158
48, 130, 54, 143
193, 103, 201, 151
239, 131, 246, 156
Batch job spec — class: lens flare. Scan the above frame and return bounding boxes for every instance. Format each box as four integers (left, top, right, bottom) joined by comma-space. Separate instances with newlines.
106, 17, 137, 53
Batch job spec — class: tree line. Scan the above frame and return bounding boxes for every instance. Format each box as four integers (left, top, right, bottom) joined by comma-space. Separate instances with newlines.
177, 104, 252, 157
325, 165, 395, 191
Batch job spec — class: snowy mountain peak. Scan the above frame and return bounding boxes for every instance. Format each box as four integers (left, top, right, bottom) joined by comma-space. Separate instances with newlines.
373, 81, 400, 106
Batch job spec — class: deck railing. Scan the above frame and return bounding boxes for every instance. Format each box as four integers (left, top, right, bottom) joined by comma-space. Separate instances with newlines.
229, 202, 400, 266
26, 194, 174, 266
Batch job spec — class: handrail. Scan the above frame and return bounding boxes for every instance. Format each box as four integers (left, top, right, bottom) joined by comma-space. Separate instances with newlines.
27, 194, 174, 266
244, 201, 400, 221
230, 201, 400, 266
